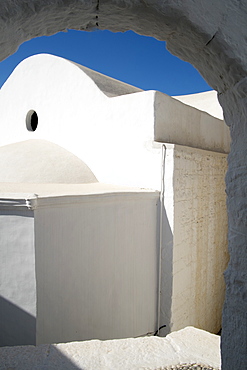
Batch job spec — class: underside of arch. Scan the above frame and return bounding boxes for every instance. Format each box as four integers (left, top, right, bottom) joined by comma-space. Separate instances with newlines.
0, 0, 247, 94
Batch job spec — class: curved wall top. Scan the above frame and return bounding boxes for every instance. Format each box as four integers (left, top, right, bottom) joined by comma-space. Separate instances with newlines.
0, 53, 161, 189
0, 53, 229, 190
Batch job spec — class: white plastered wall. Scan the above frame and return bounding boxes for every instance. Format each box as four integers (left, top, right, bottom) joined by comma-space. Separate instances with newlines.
0, 54, 162, 190
0, 54, 230, 191
0, 206, 36, 346
171, 145, 229, 334
33, 190, 159, 344
158, 144, 229, 336
154, 91, 229, 154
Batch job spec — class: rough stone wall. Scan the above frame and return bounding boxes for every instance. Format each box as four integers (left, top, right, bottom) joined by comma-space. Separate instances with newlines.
172, 145, 229, 334
218, 87, 247, 369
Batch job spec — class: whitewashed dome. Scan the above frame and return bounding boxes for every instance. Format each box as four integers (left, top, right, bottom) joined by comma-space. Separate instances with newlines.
0, 140, 98, 184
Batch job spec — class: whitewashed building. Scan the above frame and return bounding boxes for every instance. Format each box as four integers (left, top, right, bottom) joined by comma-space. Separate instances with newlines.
0, 54, 229, 346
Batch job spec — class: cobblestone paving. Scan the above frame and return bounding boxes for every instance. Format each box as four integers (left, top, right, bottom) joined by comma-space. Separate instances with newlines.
155, 364, 220, 370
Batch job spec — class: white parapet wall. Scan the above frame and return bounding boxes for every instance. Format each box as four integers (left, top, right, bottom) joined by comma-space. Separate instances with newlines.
154, 91, 230, 154
0, 183, 159, 345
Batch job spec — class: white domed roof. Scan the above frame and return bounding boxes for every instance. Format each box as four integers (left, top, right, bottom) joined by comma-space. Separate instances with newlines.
0, 140, 98, 184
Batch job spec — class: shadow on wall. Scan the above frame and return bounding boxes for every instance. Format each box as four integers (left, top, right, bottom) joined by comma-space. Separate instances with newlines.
158, 204, 173, 337
0, 296, 81, 368
0, 343, 82, 370
0, 205, 173, 347
0, 295, 36, 347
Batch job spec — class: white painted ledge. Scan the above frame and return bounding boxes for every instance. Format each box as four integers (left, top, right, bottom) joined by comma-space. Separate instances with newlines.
154, 91, 230, 154
0, 182, 158, 210
0, 327, 220, 369
173, 91, 223, 121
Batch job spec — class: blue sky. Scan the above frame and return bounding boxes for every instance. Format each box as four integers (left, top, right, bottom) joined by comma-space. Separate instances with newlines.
0, 29, 212, 96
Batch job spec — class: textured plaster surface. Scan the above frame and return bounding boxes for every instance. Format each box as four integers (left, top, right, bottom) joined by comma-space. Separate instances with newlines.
218, 89, 247, 369
0, 327, 221, 370
158, 144, 229, 337
172, 145, 229, 334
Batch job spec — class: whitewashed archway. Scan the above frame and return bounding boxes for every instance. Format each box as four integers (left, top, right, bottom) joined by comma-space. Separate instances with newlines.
1, 1, 247, 368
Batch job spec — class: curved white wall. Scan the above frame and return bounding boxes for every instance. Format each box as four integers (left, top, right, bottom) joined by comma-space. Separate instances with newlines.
0, 54, 161, 190
0, 54, 230, 191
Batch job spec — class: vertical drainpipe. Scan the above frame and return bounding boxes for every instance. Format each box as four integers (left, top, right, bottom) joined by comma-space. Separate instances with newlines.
157, 144, 166, 336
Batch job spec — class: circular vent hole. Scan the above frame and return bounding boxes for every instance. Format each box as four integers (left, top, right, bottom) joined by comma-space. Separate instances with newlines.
26, 110, 38, 132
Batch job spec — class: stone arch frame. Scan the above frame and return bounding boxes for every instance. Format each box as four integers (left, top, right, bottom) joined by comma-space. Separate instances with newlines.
1, 1, 247, 368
